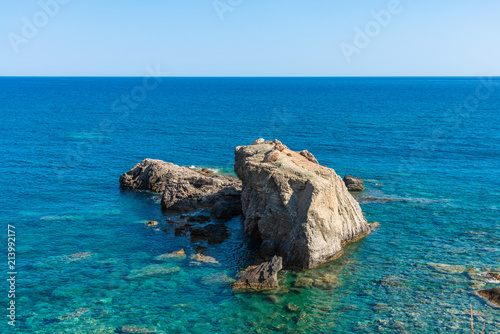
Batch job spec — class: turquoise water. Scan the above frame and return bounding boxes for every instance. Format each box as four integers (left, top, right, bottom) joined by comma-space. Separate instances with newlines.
1, 77, 499, 333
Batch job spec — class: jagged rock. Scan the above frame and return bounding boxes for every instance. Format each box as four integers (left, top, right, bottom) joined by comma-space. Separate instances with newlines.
190, 223, 230, 244
343, 175, 364, 192
234, 140, 370, 268
300, 150, 319, 164
119, 159, 241, 211
196, 168, 215, 176
263, 149, 280, 163
232, 256, 283, 290
476, 287, 500, 307
273, 139, 288, 152
145, 220, 158, 227
253, 138, 265, 145
210, 199, 242, 219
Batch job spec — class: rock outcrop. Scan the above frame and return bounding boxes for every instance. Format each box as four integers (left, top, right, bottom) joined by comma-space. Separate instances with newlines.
234, 140, 370, 268
232, 256, 283, 290
343, 175, 364, 191
119, 159, 242, 215
476, 287, 500, 307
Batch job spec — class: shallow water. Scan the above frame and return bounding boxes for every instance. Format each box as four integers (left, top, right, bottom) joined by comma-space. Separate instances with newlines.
1, 77, 499, 333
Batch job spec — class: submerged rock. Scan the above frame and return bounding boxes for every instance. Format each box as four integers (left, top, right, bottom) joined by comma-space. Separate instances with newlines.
57, 307, 90, 321
312, 275, 340, 290
293, 277, 314, 288
127, 264, 180, 279
116, 326, 157, 334
428, 262, 466, 274
476, 287, 500, 307
154, 249, 186, 261
234, 140, 370, 268
232, 256, 283, 291
119, 159, 241, 214
201, 273, 235, 285
343, 175, 364, 192
66, 252, 92, 261
190, 253, 220, 264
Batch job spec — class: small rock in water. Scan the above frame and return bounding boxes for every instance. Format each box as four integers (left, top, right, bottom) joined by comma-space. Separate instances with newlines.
116, 325, 157, 334
285, 303, 301, 313
145, 220, 158, 227
369, 221, 381, 229
154, 249, 186, 261
232, 256, 283, 291
476, 287, 500, 308
343, 175, 364, 191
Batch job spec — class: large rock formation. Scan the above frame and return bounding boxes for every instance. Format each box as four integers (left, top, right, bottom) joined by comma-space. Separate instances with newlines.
234, 139, 370, 268
120, 159, 241, 215
232, 256, 283, 290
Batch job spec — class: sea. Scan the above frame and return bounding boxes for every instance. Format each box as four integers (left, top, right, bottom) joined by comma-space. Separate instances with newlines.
1, 77, 499, 333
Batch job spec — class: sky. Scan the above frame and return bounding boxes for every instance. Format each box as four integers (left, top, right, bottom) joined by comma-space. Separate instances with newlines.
1, 0, 499, 76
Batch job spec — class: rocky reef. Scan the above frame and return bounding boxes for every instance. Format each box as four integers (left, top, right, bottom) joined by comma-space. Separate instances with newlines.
234, 139, 370, 268
119, 159, 242, 218
120, 140, 371, 270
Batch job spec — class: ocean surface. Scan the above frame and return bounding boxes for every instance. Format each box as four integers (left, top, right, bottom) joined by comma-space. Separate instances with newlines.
1, 77, 499, 333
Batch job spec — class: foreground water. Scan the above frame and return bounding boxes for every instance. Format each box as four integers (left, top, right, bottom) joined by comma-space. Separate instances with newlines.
1, 77, 499, 333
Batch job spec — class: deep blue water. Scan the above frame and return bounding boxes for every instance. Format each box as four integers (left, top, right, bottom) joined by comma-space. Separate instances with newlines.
1, 77, 499, 333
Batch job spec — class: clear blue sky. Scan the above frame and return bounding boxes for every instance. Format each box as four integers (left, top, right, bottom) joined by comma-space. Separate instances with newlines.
1, 0, 499, 76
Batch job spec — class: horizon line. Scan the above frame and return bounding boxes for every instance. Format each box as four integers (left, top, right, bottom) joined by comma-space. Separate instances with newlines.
0, 75, 498, 78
